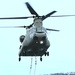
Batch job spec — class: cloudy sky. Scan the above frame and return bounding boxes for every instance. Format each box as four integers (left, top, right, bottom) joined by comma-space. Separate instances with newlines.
0, 0, 75, 75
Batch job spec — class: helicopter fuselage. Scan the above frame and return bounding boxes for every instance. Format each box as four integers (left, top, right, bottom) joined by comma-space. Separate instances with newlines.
19, 32, 50, 56
19, 18, 50, 58
0, 2, 59, 62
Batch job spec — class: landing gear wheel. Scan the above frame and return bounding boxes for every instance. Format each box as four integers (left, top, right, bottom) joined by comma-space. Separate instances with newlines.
19, 57, 21, 61
44, 52, 46, 56
19, 45, 21, 49
40, 57, 42, 61
47, 52, 49, 56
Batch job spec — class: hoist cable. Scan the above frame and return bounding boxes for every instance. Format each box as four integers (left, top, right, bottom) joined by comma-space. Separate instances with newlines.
34, 56, 37, 75
29, 57, 33, 75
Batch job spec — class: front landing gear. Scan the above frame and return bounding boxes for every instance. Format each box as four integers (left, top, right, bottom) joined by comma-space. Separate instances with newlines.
19, 56, 21, 61
40, 56, 42, 61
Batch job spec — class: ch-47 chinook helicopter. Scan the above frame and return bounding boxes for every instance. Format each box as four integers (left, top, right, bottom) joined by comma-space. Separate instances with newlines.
0, 2, 75, 61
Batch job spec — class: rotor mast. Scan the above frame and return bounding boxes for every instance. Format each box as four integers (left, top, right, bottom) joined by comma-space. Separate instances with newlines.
34, 17, 43, 32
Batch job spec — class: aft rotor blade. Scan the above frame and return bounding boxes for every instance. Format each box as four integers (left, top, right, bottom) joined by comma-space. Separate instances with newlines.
51, 15, 75, 17
46, 28, 60, 31
0, 16, 33, 20
42, 11, 57, 20
25, 2, 39, 16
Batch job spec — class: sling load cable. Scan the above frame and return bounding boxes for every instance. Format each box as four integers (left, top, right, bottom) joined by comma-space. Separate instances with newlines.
29, 57, 33, 75
34, 56, 37, 75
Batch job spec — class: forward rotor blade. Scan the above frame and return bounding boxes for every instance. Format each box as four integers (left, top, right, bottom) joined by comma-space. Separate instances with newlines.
25, 2, 39, 16
0, 23, 34, 28
51, 15, 75, 17
46, 28, 60, 31
42, 11, 57, 20
0, 16, 33, 20
0, 26, 26, 28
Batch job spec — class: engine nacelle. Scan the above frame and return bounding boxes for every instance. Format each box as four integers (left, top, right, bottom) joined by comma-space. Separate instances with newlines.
19, 35, 25, 43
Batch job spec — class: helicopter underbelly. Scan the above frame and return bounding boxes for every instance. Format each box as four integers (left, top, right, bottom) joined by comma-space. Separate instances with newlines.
20, 39, 50, 56
21, 47, 47, 56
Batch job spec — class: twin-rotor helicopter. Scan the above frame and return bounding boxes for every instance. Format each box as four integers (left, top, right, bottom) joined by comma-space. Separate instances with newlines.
0, 2, 75, 61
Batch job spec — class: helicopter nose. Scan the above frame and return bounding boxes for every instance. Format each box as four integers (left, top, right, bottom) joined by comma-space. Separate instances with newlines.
33, 36, 46, 40
33, 32, 46, 41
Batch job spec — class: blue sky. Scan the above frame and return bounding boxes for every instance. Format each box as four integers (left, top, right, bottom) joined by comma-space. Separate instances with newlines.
0, 0, 75, 75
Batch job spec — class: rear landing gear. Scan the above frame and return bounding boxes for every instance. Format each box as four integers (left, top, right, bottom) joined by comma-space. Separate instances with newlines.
44, 51, 49, 56
46, 52, 49, 56
19, 45, 21, 49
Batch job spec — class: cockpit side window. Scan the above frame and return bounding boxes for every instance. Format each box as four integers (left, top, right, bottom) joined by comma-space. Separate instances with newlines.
29, 27, 36, 38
